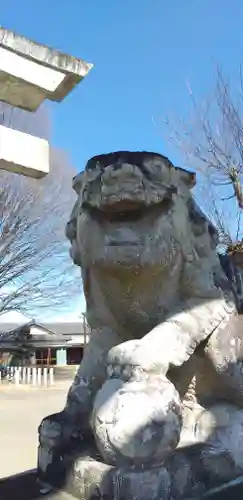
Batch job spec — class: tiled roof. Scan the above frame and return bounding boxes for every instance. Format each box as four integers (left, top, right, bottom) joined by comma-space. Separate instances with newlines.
0, 321, 90, 336
42, 322, 91, 336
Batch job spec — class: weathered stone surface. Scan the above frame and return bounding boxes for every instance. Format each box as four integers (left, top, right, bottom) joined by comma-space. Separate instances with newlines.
112, 467, 171, 500
70, 457, 113, 499
38, 151, 243, 498
92, 375, 182, 466
0, 27, 93, 111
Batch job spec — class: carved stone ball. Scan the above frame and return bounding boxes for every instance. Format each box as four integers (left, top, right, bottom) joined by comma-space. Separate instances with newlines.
92, 375, 182, 467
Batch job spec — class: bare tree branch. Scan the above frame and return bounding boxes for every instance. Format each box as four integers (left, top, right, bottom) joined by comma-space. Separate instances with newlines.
0, 103, 80, 317
165, 67, 243, 244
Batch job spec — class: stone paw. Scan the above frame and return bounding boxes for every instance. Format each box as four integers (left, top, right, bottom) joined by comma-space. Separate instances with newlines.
106, 339, 169, 382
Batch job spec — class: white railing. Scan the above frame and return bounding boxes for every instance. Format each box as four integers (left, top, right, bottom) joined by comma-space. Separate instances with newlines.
0, 366, 54, 386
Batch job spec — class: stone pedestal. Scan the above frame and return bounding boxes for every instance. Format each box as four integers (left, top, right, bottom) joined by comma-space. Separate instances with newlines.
2, 467, 243, 500
37, 442, 217, 499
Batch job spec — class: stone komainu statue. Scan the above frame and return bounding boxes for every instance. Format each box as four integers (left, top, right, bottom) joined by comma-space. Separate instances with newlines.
38, 152, 243, 499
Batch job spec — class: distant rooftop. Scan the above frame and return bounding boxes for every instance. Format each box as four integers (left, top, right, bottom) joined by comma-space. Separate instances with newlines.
0, 320, 90, 336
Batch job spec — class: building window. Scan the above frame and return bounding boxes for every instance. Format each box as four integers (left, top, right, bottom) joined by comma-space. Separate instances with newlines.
35, 348, 57, 365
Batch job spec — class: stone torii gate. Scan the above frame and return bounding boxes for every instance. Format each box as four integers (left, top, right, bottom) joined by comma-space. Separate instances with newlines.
0, 27, 92, 179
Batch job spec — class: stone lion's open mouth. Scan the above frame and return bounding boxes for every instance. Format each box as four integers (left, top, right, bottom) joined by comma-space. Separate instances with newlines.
100, 201, 146, 223
85, 198, 173, 224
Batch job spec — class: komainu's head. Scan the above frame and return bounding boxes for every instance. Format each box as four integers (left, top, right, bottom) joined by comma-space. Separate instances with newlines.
66, 151, 220, 295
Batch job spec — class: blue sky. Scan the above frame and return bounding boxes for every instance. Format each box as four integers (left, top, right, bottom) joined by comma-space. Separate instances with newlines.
2, 0, 243, 169
1, 0, 243, 320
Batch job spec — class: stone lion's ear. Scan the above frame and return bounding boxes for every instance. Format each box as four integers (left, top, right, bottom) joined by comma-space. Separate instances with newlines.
72, 172, 85, 194
176, 167, 196, 189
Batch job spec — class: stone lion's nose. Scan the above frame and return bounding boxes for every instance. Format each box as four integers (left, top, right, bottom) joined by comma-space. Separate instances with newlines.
102, 163, 143, 187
